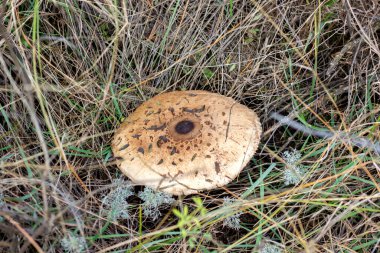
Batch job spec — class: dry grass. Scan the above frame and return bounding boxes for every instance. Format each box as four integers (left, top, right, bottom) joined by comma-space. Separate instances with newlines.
0, 0, 380, 252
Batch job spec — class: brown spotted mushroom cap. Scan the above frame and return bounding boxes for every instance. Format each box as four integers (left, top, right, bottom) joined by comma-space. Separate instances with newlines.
111, 90, 262, 195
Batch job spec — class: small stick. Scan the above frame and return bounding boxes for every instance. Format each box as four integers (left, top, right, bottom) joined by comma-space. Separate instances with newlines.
269, 112, 380, 155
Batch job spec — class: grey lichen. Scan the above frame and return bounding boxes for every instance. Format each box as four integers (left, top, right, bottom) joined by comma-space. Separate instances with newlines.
222, 197, 242, 230
138, 187, 175, 220
282, 150, 306, 186
102, 179, 134, 220
61, 232, 87, 253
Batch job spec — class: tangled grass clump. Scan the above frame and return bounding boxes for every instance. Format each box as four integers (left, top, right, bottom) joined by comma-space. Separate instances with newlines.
0, 0, 379, 252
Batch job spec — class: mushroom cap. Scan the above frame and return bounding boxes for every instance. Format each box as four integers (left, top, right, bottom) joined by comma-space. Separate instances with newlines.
111, 90, 262, 195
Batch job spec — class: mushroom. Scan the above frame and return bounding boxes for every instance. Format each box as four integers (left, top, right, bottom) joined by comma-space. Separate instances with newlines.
111, 90, 262, 195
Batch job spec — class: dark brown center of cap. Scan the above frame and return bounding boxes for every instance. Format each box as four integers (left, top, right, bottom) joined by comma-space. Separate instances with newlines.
175, 120, 195, 134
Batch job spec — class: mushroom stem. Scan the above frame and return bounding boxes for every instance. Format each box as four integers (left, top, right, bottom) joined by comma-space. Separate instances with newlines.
270, 112, 380, 155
